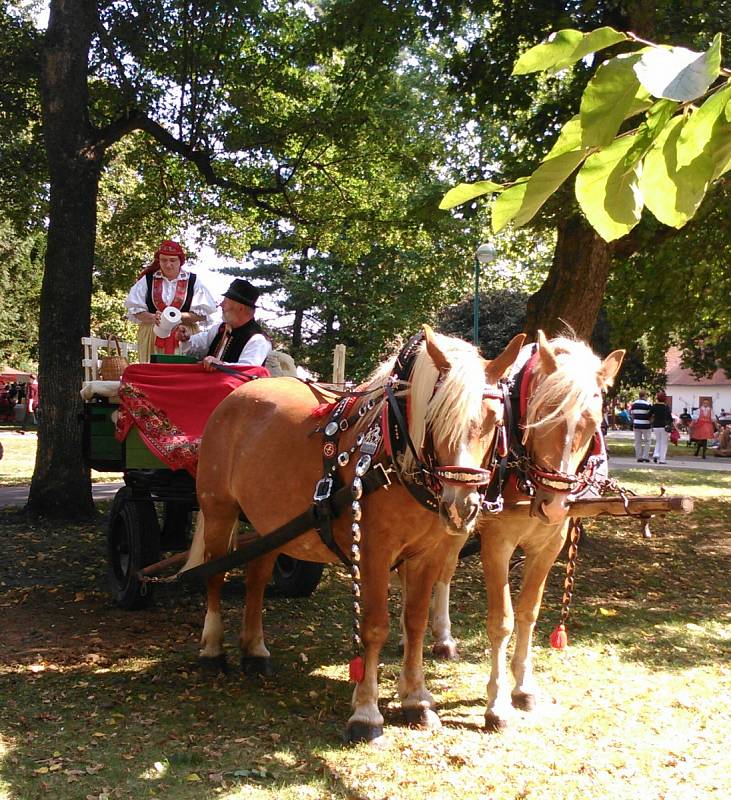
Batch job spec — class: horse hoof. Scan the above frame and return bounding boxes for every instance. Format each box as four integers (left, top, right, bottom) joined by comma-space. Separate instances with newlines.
512, 692, 536, 712
484, 712, 508, 732
403, 706, 441, 729
432, 641, 459, 660
241, 656, 274, 677
346, 722, 384, 744
198, 654, 228, 674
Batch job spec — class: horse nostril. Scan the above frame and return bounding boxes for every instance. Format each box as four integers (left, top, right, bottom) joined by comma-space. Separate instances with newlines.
465, 502, 478, 525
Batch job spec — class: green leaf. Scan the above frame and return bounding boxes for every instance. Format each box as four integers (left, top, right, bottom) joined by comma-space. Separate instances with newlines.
579, 54, 649, 147
575, 135, 643, 241
512, 27, 627, 76
633, 34, 723, 101
512, 29, 583, 75
439, 180, 504, 210
639, 116, 713, 228
706, 113, 731, 180
491, 179, 528, 233
622, 99, 678, 170
552, 27, 629, 71
514, 150, 588, 226
676, 83, 731, 168
545, 115, 582, 159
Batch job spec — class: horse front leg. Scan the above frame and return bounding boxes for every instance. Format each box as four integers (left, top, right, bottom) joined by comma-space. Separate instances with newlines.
239, 551, 278, 677
481, 526, 515, 731
347, 561, 391, 744
398, 550, 445, 729
510, 521, 568, 712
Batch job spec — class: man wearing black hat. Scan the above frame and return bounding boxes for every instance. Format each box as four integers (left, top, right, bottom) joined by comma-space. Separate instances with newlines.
177, 279, 271, 370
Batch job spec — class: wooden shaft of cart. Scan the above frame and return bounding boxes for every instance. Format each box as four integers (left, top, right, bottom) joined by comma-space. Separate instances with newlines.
138, 494, 693, 580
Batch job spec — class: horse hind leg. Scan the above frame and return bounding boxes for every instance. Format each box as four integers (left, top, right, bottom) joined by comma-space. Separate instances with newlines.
397, 553, 443, 730
430, 537, 465, 660
186, 511, 239, 672
239, 551, 278, 677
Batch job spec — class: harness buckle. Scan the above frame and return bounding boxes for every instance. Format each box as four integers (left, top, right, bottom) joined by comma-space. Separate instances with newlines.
482, 495, 504, 514
313, 476, 333, 502
373, 462, 393, 490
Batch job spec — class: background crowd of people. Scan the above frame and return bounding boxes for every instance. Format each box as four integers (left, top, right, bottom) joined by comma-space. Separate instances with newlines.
0, 375, 39, 430
624, 391, 731, 461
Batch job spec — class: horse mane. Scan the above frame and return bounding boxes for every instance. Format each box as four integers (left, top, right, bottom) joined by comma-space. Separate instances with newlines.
356, 332, 487, 475
524, 336, 604, 438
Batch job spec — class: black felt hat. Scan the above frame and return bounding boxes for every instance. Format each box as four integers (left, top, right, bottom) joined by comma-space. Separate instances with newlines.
223, 278, 259, 308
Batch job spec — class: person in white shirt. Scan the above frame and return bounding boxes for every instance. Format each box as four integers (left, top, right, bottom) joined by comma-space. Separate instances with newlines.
124, 240, 217, 362
177, 278, 271, 370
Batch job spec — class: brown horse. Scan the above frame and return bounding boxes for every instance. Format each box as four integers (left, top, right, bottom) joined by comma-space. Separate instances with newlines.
182, 326, 525, 742
400, 332, 624, 730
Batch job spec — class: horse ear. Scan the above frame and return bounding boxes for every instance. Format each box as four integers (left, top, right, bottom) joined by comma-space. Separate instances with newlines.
598, 349, 625, 389
423, 324, 451, 372
485, 333, 527, 382
537, 330, 558, 375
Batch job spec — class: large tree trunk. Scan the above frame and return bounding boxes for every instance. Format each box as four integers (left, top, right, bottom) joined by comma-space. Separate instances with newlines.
524, 214, 613, 341
28, 0, 100, 518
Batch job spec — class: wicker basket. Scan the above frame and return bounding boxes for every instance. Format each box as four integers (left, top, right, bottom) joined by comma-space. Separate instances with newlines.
99, 336, 129, 381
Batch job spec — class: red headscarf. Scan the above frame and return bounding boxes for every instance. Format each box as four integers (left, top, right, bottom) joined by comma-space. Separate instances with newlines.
137, 240, 186, 279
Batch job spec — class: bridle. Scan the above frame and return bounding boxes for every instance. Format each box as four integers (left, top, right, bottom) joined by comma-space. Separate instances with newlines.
381, 332, 506, 507
502, 345, 605, 500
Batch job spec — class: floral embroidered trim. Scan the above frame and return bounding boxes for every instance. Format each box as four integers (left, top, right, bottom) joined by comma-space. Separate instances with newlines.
115, 382, 200, 475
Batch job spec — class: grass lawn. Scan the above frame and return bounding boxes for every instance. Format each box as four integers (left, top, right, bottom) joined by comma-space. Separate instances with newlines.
606, 436, 713, 461
0, 431, 119, 486
0, 467, 728, 799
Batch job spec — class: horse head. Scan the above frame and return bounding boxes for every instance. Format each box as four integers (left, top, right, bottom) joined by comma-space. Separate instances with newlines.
522, 331, 624, 525
407, 325, 525, 534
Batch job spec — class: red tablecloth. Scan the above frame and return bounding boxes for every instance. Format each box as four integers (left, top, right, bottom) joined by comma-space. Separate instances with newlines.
115, 363, 269, 474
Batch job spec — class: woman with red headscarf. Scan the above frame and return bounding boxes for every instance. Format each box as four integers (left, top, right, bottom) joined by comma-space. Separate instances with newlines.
124, 240, 217, 362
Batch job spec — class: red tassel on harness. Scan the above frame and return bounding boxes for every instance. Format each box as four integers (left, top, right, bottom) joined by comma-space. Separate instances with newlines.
349, 655, 365, 683
550, 623, 568, 650
311, 402, 336, 418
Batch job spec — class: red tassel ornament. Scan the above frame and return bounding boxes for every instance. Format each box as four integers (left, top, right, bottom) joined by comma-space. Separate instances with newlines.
550, 623, 568, 650
349, 656, 365, 683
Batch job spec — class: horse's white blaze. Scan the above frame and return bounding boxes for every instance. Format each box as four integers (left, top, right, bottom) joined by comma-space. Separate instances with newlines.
560, 411, 580, 475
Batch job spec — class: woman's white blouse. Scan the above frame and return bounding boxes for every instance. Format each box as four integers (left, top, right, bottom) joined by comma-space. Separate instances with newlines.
124, 269, 217, 323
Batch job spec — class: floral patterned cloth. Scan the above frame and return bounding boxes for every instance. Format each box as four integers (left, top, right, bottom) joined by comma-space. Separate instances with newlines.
115, 363, 269, 475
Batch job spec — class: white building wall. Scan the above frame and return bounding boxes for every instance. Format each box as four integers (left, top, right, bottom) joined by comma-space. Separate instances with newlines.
668, 385, 731, 415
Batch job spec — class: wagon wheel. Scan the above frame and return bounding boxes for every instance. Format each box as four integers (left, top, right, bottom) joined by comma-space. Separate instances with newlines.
270, 555, 325, 598
160, 500, 194, 551
107, 487, 161, 610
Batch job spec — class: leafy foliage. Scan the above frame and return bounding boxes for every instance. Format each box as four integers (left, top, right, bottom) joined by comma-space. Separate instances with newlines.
442, 26, 731, 242
437, 287, 528, 359
0, 218, 43, 367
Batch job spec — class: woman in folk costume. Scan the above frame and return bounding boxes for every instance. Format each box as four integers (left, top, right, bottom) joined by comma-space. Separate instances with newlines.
124, 240, 217, 363
689, 399, 716, 459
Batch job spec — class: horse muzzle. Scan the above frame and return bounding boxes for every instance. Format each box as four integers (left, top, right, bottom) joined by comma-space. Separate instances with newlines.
530, 485, 571, 525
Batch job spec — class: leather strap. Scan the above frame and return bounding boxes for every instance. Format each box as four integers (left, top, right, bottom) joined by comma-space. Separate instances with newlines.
177, 464, 393, 582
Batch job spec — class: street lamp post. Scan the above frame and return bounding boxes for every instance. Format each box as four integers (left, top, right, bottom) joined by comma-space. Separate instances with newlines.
473, 242, 496, 346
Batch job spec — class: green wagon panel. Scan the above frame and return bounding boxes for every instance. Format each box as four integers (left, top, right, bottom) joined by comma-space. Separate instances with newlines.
125, 427, 168, 470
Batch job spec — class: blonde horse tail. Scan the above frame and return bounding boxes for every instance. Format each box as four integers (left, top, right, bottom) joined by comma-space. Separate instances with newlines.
180, 512, 207, 573
179, 513, 239, 575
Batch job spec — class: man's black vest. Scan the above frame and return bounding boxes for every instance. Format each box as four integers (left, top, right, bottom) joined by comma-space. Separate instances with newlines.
145, 272, 197, 312
207, 319, 268, 364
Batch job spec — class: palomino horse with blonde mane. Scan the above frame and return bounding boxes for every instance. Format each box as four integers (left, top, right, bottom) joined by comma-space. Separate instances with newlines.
182, 326, 525, 742
400, 332, 624, 731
